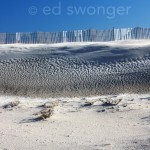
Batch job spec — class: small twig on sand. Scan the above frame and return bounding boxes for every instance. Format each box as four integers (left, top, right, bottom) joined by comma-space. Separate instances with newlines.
3, 101, 20, 109
100, 98, 122, 107
83, 101, 95, 107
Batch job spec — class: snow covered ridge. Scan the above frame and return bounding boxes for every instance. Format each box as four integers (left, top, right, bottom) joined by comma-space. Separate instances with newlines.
0, 27, 150, 44
0, 41, 150, 97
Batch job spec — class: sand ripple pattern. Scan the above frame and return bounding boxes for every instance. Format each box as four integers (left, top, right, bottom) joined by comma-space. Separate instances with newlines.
0, 44, 150, 97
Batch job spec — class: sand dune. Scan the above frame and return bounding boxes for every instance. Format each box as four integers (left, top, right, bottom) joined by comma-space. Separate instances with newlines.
0, 41, 150, 149
0, 41, 150, 97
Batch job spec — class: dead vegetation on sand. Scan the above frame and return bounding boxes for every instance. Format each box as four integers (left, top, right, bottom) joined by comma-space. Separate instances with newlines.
99, 98, 122, 106
33, 102, 58, 121
3, 101, 20, 109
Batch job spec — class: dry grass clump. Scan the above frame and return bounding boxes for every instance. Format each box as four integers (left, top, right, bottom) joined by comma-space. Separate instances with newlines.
100, 98, 122, 106
3, 101, 20, 109
40, 108, 54, 120
34, 101, 58, 120
42, 101, 58, 108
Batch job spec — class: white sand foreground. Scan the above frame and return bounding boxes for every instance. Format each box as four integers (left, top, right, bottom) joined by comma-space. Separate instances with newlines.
0, 94, 150, 150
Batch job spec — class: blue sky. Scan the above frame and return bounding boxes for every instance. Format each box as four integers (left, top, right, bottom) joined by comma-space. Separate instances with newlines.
0, 0, 150, 32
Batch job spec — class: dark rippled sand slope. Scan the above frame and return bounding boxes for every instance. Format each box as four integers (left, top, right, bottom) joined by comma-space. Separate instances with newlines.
0, 43, 150, 97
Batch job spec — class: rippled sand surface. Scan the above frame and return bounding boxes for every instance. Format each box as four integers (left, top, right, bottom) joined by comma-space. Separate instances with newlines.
0, 41, 150, 97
